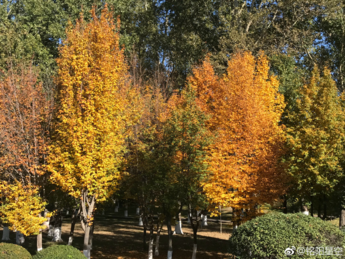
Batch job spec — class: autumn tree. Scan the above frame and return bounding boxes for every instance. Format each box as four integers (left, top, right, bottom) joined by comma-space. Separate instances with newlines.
188, 52, 287, 223
124, 79, 213, 259
47, 5, 137, 258
0, 63, 52, 185
163, 86, 213, 259
0, 63, 52, 250
285, 66, 345, 218
122, 83, 168, 258
0, 182, 48, 237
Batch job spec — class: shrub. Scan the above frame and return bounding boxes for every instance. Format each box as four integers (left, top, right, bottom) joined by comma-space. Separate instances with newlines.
33, 245, 85, 259
0, 243, 31, 259
229, 212, 345, 259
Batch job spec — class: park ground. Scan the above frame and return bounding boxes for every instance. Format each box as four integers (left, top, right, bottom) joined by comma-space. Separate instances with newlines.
1, 206, 234, 259
0, 207, 340, 259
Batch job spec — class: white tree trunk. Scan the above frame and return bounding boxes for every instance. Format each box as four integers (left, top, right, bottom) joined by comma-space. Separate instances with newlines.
136, 207, 140, 215
115, 205, 119, 212
154, 234, 160, 256
2, 226, 10, 241
52, 227, 63, 242
174, 220, 183, 234
192, 244, 197, 259
68, 236, 73, 245
66, 210, 69, 216
202, 215, 207, 226
83, 249, 90, 259
148, 238, 154, 259
139, 216, 143, 226
16, 231, 25, 245
233, 224, 238, 231
124, 210, 128, 217
37, 232, 43, 252
167, 250, 173, 259
303, 211, 309, 216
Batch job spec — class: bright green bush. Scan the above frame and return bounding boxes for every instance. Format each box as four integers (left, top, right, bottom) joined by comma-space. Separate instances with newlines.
33, 245, 85, 259
0, 243, 31, 259
229, 212, 345, 259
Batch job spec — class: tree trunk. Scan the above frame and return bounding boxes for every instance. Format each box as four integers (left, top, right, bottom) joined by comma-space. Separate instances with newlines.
220, 205, 222, 233
148, 225, 154, 259
114, 199, 119, 212
16, 231, 25, 245
52, 213, 63, 242
232, 208, 238, 231
124, 204, 128, 217
37, 231, 42, 252
113, 199, 117, 212
191, 212, 199, 259
202, 213, 207, 227
310, 196, 314, 217
68, 209, 79, 245
155, 223, 163, 256
2, 225, 10, 241
52, 226, 62, 242
83, 225, 91, 259
166, 215, 173, 259
47, 216, 54, 237
283, 195, 288, 214
139, 215, 144, 226
89, 222, 95, 250
339, 209, 345, 228
323, 194, 327, 220
318, 196, 322, 218
143, 225, 147, 250
136, 207, 140, 215
37, 213, 43, 251
81, 190, 96, 259
174, 213, 183, 234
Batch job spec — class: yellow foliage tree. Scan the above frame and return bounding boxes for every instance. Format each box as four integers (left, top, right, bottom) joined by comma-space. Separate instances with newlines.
0, 182, 48, 236
188, 52, 287, 222
47, 5, 136, 258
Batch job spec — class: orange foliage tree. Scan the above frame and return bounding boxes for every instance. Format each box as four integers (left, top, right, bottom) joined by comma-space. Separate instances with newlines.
0, 63, 52, 244
47, 5, 138, 258
0, 64, 52, 184
188, 52, 287, 223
